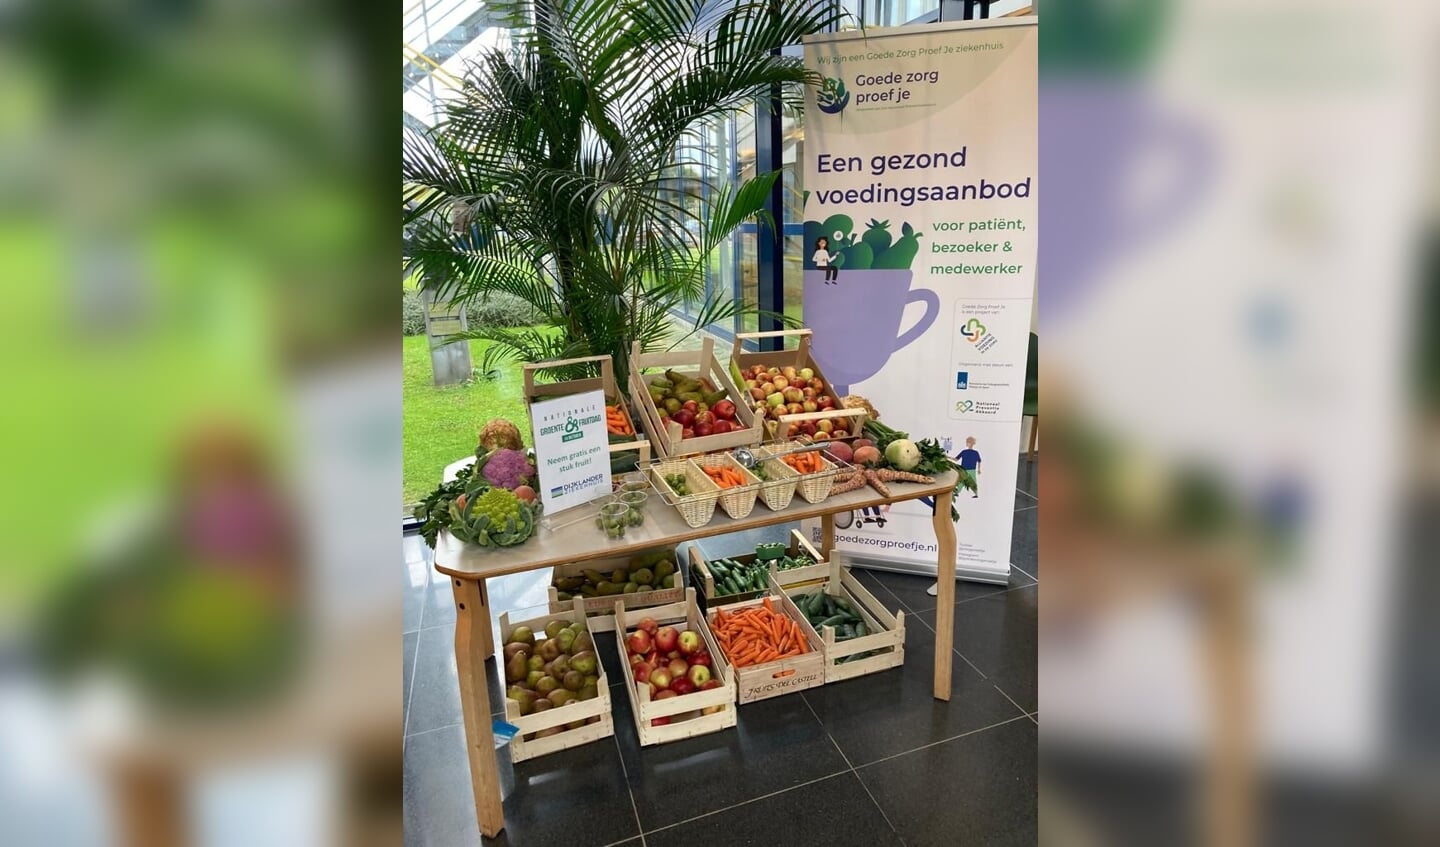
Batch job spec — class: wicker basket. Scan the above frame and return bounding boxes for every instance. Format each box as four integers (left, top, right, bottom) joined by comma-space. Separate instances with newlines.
691, 452, 761, 520
758, 442, 842, 504
649, 459, 720, 528
753, 455, 799, 511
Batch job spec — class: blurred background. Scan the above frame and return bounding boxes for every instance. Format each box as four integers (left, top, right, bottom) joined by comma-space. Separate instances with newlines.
0, 1, 397, 846
1039, 0, 1436, 845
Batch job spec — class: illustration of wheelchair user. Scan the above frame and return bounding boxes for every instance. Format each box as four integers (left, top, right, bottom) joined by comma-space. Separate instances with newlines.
833, 502, 891, 530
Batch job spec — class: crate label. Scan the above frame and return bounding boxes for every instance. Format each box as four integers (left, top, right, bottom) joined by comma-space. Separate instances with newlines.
492, 719, 519, 748
746, 668, 823, 698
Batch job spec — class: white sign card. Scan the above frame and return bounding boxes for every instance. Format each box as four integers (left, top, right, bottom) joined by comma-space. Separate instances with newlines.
529, 388, 612, 514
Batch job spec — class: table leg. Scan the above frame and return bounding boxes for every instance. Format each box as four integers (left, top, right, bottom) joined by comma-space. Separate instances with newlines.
477, 578, 494, 657
820, 512, 835, 559
451, 577, 506, 838
112, 761, 187, 847
931, 489, 956, 701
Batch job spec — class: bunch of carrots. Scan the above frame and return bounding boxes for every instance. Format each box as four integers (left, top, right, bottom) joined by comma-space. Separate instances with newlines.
709, 597, 809, 668
606, 404, 633, 436
701, 464, 747, 489
781, 450, 824, 474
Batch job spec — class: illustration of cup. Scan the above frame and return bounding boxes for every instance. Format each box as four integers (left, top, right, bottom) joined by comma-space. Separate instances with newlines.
804, 269, 940, 394
1039, 80, 1215, 322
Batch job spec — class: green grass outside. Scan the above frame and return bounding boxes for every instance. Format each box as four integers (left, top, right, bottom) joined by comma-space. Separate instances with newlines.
403, 335, 534, 506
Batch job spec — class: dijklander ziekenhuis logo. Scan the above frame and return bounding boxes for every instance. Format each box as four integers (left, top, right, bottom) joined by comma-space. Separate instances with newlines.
817, 76, 849, 115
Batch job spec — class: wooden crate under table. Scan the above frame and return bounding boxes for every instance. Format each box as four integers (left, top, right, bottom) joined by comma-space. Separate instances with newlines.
612, 588, 738, 746
547, 549, 685, 632
497, 598, 615, 763
706, 591, 825, 704
773, 563, 906, 684
686, 529, 829, 614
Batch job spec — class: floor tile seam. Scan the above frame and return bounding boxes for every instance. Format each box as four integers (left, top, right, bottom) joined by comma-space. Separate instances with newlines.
1016, 487, 1038, 502
905, 612, 990, 680
403, 629, 425, 738
801, 692, 910, 841
638, 769, 853, 838
991, 683, 1032, 718
1014, 504, 1038, 512
404, 719, 464, 741
1009, 562, 1038, 584
612, 732, 647, 847
852, 713, 1034, 769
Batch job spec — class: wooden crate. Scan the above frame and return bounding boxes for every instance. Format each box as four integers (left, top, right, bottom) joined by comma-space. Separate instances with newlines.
523, 354, 650, 475
547, 548, 685, 633
706, 591, 825, 704
628, 337, 762, 458
686, 530, 829, 614
728, 329, 868, 442
774, 565, 906, 684
497, 598, 615, 763
612, 588, 739, 746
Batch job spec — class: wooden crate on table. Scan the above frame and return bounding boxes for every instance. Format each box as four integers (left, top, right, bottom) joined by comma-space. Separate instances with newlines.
728, 329, 867, 442
523, 353, 649, 475
686, 529, 829, 614
773, 562, 906, 684
628, 337, 762, 458
547, 548, 685, 633
612, 588, 738, 747
706, 592, 825, 704
497, 598, 614, 763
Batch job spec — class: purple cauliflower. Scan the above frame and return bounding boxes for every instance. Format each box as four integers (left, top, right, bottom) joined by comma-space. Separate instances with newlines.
480, 448, 535, 490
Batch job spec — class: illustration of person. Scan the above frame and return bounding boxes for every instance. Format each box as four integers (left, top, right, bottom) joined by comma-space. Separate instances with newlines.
813, 237, 839, 284
956, 436, 981, 497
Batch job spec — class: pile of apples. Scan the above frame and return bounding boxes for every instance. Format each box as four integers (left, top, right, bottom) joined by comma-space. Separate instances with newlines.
661, 397, 740, 440
625, 617, 726, 726
740, 364, 838, 439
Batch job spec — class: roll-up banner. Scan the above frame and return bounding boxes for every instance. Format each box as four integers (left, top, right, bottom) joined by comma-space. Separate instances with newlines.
800, 18, 1038, 582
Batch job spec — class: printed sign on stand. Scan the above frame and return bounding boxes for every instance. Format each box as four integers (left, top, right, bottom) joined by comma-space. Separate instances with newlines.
529, 388, 612, 515
800, 18, 1038, 582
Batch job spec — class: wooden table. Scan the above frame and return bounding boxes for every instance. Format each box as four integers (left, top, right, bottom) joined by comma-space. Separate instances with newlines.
433, 471, 959, 838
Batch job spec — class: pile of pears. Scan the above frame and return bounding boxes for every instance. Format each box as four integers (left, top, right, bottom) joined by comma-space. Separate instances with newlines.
553, 549, 679, 600
503, 619, 603, 739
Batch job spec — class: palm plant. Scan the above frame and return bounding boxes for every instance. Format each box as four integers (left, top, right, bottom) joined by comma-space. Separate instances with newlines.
403, 0, 845, 387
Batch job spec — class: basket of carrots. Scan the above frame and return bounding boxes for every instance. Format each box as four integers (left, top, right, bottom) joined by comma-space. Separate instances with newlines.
648, 458, 721, 528
707, 594, 825, 703
759, 442, 842, 505
605, 403, 635, 437
691, 452, 762, 519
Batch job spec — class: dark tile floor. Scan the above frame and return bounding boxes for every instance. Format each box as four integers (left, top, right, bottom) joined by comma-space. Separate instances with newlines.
403, 457, 1039, 846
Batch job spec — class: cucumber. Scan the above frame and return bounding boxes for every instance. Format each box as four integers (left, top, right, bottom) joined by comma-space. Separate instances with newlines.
840, 623, 854, 639
833, 597, 855, 615
818, 613, 850, 629
854, 622, 868, 637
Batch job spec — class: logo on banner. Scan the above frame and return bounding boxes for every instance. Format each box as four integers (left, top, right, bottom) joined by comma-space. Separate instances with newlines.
817, 77, 850, 115
956, 371, 969, 389
961, 318, 999, 354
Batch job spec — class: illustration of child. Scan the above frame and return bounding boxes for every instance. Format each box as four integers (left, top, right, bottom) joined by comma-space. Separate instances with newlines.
956, 436, 981, 498
813, 237, 839, 284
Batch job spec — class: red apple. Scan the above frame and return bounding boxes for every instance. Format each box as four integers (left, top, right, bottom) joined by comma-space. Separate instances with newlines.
816, 395, 835, 409
688, 664, 711, 687
649, 667, 672, 690
667, 657, 689, 678
634, 663, 653, 684
638, 618, 659, 635
654, 626, 679, 652
626, 630, 652, 655
694, 411, 715, 427
700, 678, 724, 690
672, 409, 695, 427
808, 377, 825, 391
801, 387, 818, 400
711, 419, 732, 434
690, 651, 711, 668
693, 422, 713, 437
628, 652, 645, 667
713, 400, 737, 420
749, 365, 767, 379
677, 630, 701, 656
682, 427, 695, 439
669, 676, 695, 695
681, 400, 699, 414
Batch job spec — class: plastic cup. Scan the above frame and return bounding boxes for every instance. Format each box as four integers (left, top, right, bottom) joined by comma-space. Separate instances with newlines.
618, 490, 648, 526
597, 503, 630, 539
